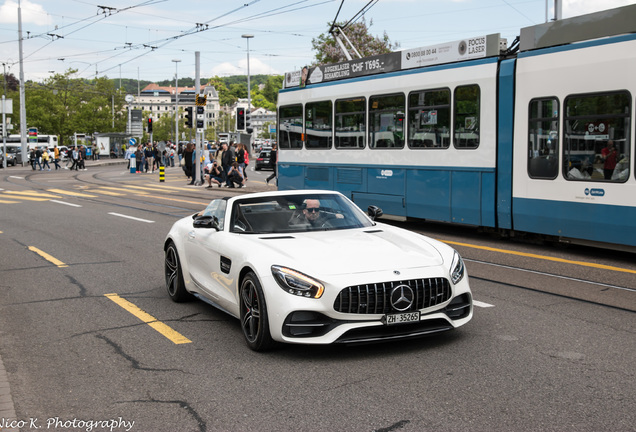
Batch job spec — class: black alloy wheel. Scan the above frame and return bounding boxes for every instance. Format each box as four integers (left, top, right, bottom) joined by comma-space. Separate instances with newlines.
165, 242, 189, 302
240, 272, 274, 351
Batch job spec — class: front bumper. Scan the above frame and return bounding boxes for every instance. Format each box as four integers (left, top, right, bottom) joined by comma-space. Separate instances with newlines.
281, 292, 472, 344
265, 267, 473, 345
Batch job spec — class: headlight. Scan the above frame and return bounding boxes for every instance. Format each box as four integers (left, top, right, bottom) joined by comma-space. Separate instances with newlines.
449, 251, 465, 285
271, 265, 324, 299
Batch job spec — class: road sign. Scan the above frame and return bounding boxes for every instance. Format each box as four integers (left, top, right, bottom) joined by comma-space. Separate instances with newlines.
129, 138, 136, 147
28, 127, 38, 144
195, 94, 207, 106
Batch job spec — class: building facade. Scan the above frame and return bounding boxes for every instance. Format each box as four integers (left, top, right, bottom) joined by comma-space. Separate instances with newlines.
129, 83, 221, 133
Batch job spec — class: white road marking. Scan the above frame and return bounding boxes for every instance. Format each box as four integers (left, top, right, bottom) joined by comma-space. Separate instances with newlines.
107, 212, 155, 223
473, 300, 495, 308
50, 200, 82, 207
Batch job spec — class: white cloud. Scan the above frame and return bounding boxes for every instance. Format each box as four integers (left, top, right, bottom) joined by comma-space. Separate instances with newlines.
563, 0, 636, 17
210, 58, 279, 77
0, 0, 50, 25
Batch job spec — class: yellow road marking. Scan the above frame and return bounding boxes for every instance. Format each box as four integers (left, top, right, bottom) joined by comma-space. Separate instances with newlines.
96, 186, 204, 204
96, 186, 149, 194
28, 246, 68, 268
104, 293, 192, 344
150, 195, 209, 206
0, 199, 20, 203
140, 183, 194, 191
89, 189, 126, 196
123, 184, 192, 193
443, 240, 636, 275
47, 188, 97, 198
0, 195, 51, 201
3, 191, 62, 198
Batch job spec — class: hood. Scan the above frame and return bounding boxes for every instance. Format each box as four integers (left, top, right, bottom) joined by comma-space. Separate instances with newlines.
255, 226, 444, 277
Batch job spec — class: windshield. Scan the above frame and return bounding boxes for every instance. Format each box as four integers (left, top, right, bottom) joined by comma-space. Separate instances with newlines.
230, 193, 373, 234
199, 199, 227, 230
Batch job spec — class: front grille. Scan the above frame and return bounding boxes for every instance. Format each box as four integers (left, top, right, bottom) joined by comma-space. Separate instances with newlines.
333, 278, 451, 314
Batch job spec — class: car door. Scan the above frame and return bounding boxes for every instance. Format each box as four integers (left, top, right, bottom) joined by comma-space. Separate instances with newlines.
184, 200, 228, 302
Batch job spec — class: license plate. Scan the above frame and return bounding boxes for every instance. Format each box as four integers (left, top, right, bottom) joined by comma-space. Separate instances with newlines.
384, 311, 420, 326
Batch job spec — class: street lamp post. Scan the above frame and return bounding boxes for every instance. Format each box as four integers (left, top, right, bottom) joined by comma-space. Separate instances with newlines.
242, 34, 253, 143
172, 59, 181, 146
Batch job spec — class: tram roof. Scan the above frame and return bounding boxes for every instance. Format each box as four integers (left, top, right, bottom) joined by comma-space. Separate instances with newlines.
520, 3, 636, 52
282, 3, 636, 90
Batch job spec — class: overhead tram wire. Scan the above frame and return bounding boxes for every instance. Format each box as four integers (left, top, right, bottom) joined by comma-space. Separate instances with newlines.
341, 0, 380, 29
94, 0, 264, 74
11, 0, 171, 70
328, 0, 346, 34
20, 0, 335, 77
96, 0, 336, 74
22, 0, 168, 44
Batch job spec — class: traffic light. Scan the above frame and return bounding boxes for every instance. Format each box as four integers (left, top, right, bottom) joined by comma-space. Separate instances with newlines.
185, 106, 193, 128
147, 118, 153, 133
245, 110, 253, 134
236, 107, 245, 130
196, 106, 205, 129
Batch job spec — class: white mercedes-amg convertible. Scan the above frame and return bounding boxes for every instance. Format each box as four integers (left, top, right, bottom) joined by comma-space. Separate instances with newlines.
164, 190, 472, 351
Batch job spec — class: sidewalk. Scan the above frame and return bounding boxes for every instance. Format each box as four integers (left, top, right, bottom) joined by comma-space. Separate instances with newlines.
0, 352, 18, 432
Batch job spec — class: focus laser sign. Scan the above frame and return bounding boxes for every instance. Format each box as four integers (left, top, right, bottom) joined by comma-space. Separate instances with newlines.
401, 34, 500, 69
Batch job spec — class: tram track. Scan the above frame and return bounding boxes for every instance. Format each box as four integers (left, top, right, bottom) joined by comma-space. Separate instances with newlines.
466, 258, 636, 313
466, 258, 635, 293
382, 218, 636, 312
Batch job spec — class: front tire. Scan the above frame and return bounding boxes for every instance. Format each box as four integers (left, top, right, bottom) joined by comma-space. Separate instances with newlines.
240, 272, 274, 351
165, 242, 189, 302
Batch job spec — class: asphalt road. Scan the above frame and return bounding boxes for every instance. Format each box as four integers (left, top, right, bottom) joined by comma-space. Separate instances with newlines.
0, 163, 634, 432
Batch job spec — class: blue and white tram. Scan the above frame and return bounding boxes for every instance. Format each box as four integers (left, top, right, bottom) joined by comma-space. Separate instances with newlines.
277, 5, 636, 250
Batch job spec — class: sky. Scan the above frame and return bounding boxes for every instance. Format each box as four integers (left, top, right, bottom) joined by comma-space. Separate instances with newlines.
1, 0, 635, 84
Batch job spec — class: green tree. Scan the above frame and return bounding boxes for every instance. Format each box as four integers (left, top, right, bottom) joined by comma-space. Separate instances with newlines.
260, 75, 283, 105
258, 121, 276, 140
250, 93, 275, 111
1, 72, 19, 92
228, 83, 247, 100
21, 69, 126, 146
207, 76, 235, 107
311, 19, 399, 65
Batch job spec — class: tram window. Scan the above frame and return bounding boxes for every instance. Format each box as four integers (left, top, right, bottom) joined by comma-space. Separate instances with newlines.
563, 91, 631, 182
335, 97, 366, 149
528, 97, 559, 179
407, 88, 450, 149
305, 101, 333, 149
278, 105, 304, 149
369, 93, 405, 149
453, 85, 480, 149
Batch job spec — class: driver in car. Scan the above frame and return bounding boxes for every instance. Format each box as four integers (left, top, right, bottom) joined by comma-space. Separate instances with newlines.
289, 199, 343, 229
301, 199, 323, 226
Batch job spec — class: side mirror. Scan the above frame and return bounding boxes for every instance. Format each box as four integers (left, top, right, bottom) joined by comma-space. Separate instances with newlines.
193, 215, 220, 231
367, 205, 383, 221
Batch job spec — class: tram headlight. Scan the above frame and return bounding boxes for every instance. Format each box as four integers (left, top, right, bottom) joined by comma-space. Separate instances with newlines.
449, 251, 465, 285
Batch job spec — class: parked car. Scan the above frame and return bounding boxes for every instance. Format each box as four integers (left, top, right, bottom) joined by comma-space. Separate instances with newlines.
164, 190, 473, 351
254, 150, 272, 170
6, 145, 25, 165
0, 150, 16, 167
